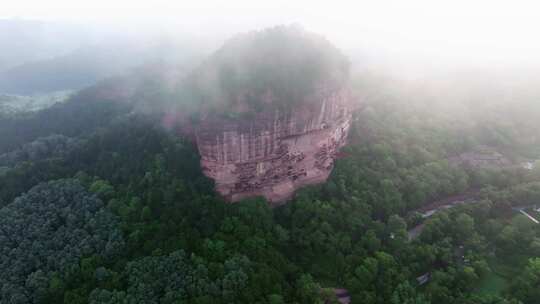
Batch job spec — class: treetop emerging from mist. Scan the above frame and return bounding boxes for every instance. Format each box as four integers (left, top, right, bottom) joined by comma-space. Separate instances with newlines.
180, 25, 349, 113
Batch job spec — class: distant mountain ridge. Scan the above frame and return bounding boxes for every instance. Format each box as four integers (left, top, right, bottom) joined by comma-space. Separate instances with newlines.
0, 19, 207, 95
0, 19, 97, 72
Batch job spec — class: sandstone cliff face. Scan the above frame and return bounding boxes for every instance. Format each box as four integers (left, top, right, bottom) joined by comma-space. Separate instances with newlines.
195, 85, 352, 203
173, 26, 353, 203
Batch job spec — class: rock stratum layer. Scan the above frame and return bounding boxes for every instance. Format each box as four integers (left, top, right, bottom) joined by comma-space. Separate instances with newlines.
195, 85, 352, 203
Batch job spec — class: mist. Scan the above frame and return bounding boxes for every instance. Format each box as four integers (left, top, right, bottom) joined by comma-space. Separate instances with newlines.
2, 2, 540, 304
5, 1, 540, 63
3, 1, 540, 93
3, 2, 540, 181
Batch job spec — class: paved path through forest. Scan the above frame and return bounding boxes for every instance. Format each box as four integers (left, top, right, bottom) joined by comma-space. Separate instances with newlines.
518, 209, 540, 224
407, 190, 481, 240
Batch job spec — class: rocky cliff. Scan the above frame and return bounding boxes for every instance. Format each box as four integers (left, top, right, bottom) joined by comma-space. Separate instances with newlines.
176, 26, 353, 203
196, 85, 352, 203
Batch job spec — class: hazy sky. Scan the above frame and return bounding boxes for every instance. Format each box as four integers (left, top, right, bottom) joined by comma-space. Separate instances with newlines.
4, 0, 540, 65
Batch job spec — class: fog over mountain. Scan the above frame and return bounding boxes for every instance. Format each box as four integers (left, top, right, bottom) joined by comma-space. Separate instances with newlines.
0, 19, 214, 94
0, 19, 95, 71
2, 2, 540, 304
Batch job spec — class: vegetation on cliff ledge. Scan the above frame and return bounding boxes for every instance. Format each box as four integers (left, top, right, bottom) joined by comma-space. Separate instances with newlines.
176, 25, 350, 116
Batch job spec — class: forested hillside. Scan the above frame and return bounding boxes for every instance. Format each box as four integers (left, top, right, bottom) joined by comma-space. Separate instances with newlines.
1, 30, 540, 303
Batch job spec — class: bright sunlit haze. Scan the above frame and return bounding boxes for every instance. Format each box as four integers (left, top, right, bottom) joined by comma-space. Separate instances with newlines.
4, 0, 540, 67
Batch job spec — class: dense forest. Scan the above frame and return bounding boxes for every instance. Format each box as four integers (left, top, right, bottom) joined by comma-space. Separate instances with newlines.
2, 29, 540, 304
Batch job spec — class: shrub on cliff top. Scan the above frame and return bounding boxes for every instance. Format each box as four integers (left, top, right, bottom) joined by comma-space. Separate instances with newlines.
178, 25, 350, 115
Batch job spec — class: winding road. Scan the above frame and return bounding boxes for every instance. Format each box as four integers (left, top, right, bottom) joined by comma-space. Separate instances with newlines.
408, 191, 540, 240
407, 190, 481, 240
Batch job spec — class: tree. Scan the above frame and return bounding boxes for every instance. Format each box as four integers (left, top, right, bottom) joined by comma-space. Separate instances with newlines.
510, 258, 540, 303
89, 179, 115, 200
91, 251, 253, 304
455, 213, 475, 243
0, 179, 124, 303
296, 274, 323, 304
387, 215, 408, 251
391, 282, 430, 304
